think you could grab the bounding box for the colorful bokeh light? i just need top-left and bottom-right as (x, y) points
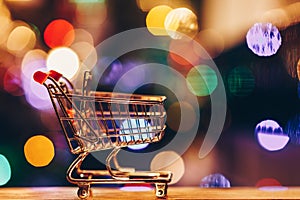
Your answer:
(98, 57), (123, 86)
(0, 1), (12, 44)
(3, 67), (23, 96)
(255, 178), (281, 187)
(21, 49), (48, 79)
(44, 19), (75, 49)
(75, 0), (107, 27)
(164, 7), (198, 40)
(227, 66), (255, 97)
(25, 92), (53, 110)
(246, 23), (281, 56)
(186, 65), (218, 96)
(146, 5), (172, 36)
(168, 39), (199, 67)
(29, 75), (51, 100)
(258, 186), (288, 191)
(0, 154), (11, 186)
(150, 151), (185, 185)
(259, 8), (290, 30)
(120, 184), (153, 192)
(200, 173), (231, 188)
(6, 26), (36, 55)
(46, 47), (80, 79)
(136, 0), (169, 12)
(137, 0), (193, 12)
(70, 41), (97, 69)
(113, 61), (146, 92)
(24, 135), (55, 167)
(120, 119), (152, 150)
(21, 49), (47, 83)
(21, 49), (52, 110)
(72, 29), (94, 45)
(0, 15), (11, 45)
(256, 177), (287, 192)
(255, 119), (289, 151)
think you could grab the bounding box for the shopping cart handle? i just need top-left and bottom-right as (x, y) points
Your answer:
(48, 70), (62, 81)
(33, 71), (49, 84)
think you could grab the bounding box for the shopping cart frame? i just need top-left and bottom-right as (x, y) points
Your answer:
(33, 70), (172, 199)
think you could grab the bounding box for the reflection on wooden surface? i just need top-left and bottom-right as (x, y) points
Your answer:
(1, 186), (300, 199)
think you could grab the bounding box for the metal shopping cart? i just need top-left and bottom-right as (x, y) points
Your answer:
(33, 70), (172, 199)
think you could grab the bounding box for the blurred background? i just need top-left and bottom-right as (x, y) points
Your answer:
(1, 0), (300, 189)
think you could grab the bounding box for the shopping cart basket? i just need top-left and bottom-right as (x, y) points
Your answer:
(33, 70), (172, 199)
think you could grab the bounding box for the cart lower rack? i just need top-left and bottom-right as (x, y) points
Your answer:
(33, 70), (172, 199)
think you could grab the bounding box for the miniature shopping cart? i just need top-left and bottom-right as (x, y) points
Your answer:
(33, 70), (172, 199)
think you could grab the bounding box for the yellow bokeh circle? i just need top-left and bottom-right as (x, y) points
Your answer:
(146, 5), (172, 36)
(24, 135), (55, 167)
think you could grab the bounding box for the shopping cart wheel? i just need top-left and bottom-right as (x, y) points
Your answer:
(155, 183), (168, 198)
(77, 185), (90, 199)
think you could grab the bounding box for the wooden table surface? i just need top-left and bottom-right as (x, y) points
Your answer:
(1, 186), (300, 199)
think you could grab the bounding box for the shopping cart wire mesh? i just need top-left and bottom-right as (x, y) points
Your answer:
(33, 70), (172, 199)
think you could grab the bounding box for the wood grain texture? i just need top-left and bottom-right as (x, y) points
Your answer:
(1, 187), (300, 199)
